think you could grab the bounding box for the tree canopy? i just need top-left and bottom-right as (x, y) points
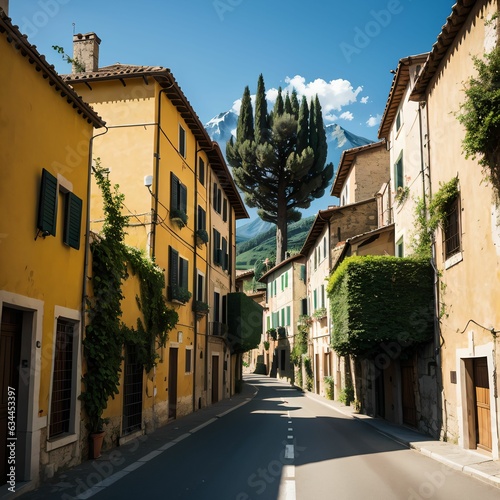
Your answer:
(226, 74), (334, 263)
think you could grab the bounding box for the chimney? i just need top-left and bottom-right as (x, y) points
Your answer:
(0, 0), (9, 15)
(72, 32), (101, 73)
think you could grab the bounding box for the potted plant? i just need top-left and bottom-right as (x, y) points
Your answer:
(277, 326), (286, 339)
(193, 300), (209, 317)
(170, 284), (192, 304)
(263, 340), (270, 351)
(87, 417), (108, 459)
(170, 208), (188, 229)
(267, 327), (277, 341)
(313, 307), (327, 320)
(195, 228), (209, 246)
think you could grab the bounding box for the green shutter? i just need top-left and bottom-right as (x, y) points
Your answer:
(286, 306), (291, 326)
(170, 173), (179, 211)
(64, 192), (82, 249)
(300, 265), (306, 282)
(169, 246), (179, 287)
(37, 169), (58, 236)
(313, 289), (317, 310)
(285, 271), (288, 288)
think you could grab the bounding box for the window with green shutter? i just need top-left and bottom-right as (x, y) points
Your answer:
(286, 306), (291, 326)
(63, 192), (83, 250)
(394, 153), (404, 190)
(37, 168), (58, 236)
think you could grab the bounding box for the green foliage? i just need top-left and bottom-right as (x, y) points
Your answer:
(170, 208), (188, 229)
(227, 75), (334, 262)
(313, 307), (327, 320)
(227, 293), (263, 353)
(395, 186), (410, 206)
(126, 247), (178, 372)
(303, 356), (313, 391)
(263, 341), (270, 351)
(195, 228), (209, 246)
(267, 327), (277, 340)
(82, 162), (178, 432)
(82, 163), (128, 433)
(338, 385), (354, 406)
(52, 44), (86, 72)
(327, 256), (434, 358)
(324, 376), (335, 400)
(457, 45), (500, 196)
(411, 177), (459, 258)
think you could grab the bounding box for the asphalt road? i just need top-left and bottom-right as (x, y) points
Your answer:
(87, 376), (500, 500)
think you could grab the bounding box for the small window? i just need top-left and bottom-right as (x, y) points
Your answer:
(185, 348), (192, 373)
(213, 292), (221, 322)
(444, 197), (461, 260)
(196, 271), (205, 302)
(197, 206), (206, 231)
(50, 319), (75, 437)
(221, 237), (228, 271)
(213, 228), (221, 265)
(198, 158), (205, 186)
(396, 110), (402, 132)
(394, 154), (404, 190)
(170, 173), (187, 216)
(301, 298), (308, 316)
(222, 198), (228, 222)
(396, 237), (404, 257)
(179, 125), (186, 158)
(213, 182), (222, 214)
(168, 246), (190, 302)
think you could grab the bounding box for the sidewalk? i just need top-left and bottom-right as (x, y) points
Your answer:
(303, 388), (500, 490)
(11, 381), (258, 500)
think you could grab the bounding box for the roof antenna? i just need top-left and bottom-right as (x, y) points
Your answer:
(72, 22), (76, 35)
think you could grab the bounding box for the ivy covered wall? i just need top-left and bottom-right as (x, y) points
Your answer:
(327, 256), (434, 358)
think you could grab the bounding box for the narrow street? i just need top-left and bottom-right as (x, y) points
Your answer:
(38, 375), (499, 500)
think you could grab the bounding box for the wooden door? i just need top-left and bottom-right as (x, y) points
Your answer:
(401, 359), (417, 427)
(168, 348), (178, 420)
(0, 308), (22, 485)
(211, 355), (219, 404)
(474, 357), (492, 451)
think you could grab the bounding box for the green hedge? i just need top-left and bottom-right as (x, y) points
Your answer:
(327, 256), (434, 358)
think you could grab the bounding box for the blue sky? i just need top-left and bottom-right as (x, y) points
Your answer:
(10, 0), (453, 140)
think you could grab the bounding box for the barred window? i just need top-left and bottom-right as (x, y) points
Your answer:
(444, 197), (461, 260)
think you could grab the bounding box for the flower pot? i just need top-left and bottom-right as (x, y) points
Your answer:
(89, 431), (105, 459)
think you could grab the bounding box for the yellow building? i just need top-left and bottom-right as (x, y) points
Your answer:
(62, 33), (248, 440)
(0, 11), (104, 493)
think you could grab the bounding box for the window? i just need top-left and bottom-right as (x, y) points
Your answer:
(198, 158), (205, 186)
(394, 153), (404, 190)
(320, 285), (325, 308)
(170, 173), (187, 217)
(323, 237), (327, 261)
(197, 206), (206, 231)
(222, 198), (228, 222)
(221, 237), (228, 271)
(196, 271), (205, 302)
(301, 298), (308, 316)
(168, 246), (189, 302)
(49, 319), (75, 437)
(179, 125), (186, 158)
(213, 182), (222, 214)
(396, 237), (404, 257)
(396, 109), (402, 132)
(300, 265), (306, 282)
(286, 306), (291, 326)
(313, 289), (318, 310)
(185, 348), (192, 373)
(213, 228), (221, 266)
(213, 292), (221, 322)
(280, 308), (285, 325)
(37, 168), (83, 249)
(444, 197), (461, 260)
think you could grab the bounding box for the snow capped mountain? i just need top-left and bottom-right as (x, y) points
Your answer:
(204, 110), (374, 241)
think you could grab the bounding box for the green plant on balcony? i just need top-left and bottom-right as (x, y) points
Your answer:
(277, 326), (286, 339)
(170, 284), (192, 304)
(313, 307), (327, 320)
(195, 228), (209, 246)
(263, 341), (270, 351)
(394, 185), (410, 206)
(193, 300), (209, 316)
(170, 208), (188, 229)
(298, 314), (312, 326)
(267, 327), (277, 340)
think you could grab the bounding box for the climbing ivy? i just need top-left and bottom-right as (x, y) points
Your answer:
(457, 45), (500, 198)
(81, 161), (178, 432)
(411, 177), (459, 258)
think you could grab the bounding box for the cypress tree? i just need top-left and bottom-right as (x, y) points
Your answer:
(228, 76), (334, 263)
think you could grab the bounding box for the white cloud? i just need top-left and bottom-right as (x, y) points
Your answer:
(366, 114), (382, 127)
(360, 96), (369, 104)
(339, 111), (354, 121)
(231, 75), (363, 124)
